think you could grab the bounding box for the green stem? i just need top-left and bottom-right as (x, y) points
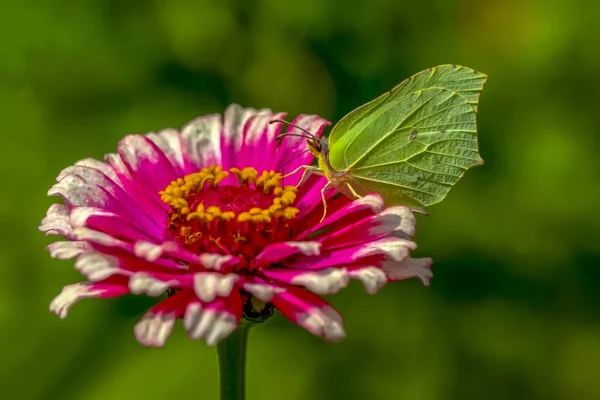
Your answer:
(217, 322), (251, 400)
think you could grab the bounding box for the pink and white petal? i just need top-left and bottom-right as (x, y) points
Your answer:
(75, 252), (122, 282)
(118, 135), (178, 194)
(193, 272), (239, 303)
(184, 292), (242, 346)
(73, 227), (130, 251)
(134, 312), (176, 348)
(352, 237), (417, 262)
(105, 152), (168, 220)
(347, 266), (388, 295)
(255, 241), (321, 264)
(317, 206), (416, 250)
(48, 175), (114, 210)
(128, 272), (179, 296)
(263, 268), (350, 295)
(39, 204), (73, 238)
(286, 237), (414, 271)
(273, 114), (331, 186)
(72, 158), (123, 186)
(53, 166), (158, 229)
(198, 253), (236, 271)
(58, 165), (164, 233)
(180, 114), (222, 171)
(241, 110), (286, 173)
(382, 257), (434, 285)
(297, 193), (384, 239)
(56, 165), (128, 206)
(134, 290), (193, 347)
(70, 207), (159, 243)
(271, 286), (345, 342)
(146, 128), (186, 176)
(50, 278), (129, 319)
(47, 241), (89, 260)
(242, 281), (286, 302)
(133, 240), (178, 262)
(220, 104), (260, 169)
(132, 240), (239, 270)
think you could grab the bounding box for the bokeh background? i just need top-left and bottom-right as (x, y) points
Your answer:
(2, 0), (600, 399)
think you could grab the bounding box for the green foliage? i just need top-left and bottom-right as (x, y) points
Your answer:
(1, 0), (600, 399)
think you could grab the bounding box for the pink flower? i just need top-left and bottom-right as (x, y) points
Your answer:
(40, 104), (433, 347)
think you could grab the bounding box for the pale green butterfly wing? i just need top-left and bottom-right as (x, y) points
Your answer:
(327, 65), (487, 211)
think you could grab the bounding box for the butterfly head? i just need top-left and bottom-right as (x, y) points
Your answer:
(270, 119), (327, 158)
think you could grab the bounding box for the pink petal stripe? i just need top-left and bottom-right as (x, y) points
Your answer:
(287, 237), (414, 271)
(181, 114), (222, 172)
(241, 110), (286, 173)
(118, 135), (178, 195)
(297, 193), (384, 240)
(70, 207), (160, 243)
(255, 241), (321, 264)
(220, 104), (260, 169)
(271, 285), (345, 342)
(317, 206), (415, 250)
(146, 128), (186, 177)
(107, 150), (169, 220)
(54, 165), (157, 229)
(49, 276), (130, 319)
(39, 204), (74, 238)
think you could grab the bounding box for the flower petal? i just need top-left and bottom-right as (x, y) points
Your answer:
(181, 114), (222, 171)
(317, 206), (416, 250)
(193, 272), (239, 303)
(49, 278), (129, 319)
(242, 281), (286, 302)
(47, 241), (89, 260)
(134, 289), (193, 347)
(271, 286), (345, 342)
(118, 135), (178, 194)
(183, 292), (242, 346)
(382, 257), (433, 285)
(264, 268), (350, 295)
(128, 272), (178, 296)
(146, 128), (186, 176)
(348, 266), (388, 295)
(220, 104), (259, 168)
(134, 312), (176, 348)
(39, 204), (73, 238)
(255, 241), (321, 264)
(297, 193), (384, 239)
(241, 110), (286, 173)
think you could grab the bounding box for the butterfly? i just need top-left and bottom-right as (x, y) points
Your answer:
(273, 64), (488, 221)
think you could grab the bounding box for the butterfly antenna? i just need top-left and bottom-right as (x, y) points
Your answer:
(269, 119), (317, 139)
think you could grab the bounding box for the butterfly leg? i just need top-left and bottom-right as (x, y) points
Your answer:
(346, 183), (363, 199)
(319, 182), (332, 223)
(282, 164), (308, 179)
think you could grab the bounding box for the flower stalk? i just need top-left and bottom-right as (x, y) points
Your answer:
(217, 322), (251, 400)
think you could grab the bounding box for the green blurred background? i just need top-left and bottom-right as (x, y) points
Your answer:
(2, 0), (599, 399)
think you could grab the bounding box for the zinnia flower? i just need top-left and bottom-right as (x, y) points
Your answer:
(40, 104), (433, 347)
